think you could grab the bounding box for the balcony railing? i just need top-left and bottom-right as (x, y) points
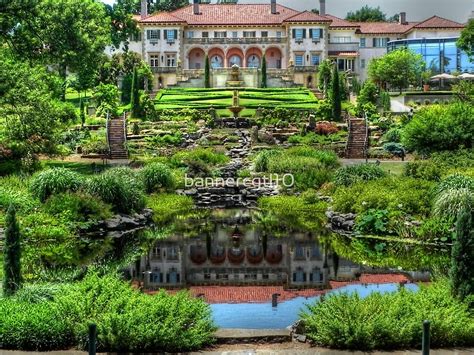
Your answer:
(328, 42), (360, 52)
(294, 65), (318, 72)
(185, 37), (286, 45)
(151, 67), (177, 73)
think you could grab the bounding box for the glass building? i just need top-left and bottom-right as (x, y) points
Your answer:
(387, 37), (474, 73)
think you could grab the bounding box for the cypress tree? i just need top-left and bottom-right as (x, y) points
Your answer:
(130, 66), (140, 118)
(450, 208), (474, 303)
(261, 55), (267, 88)
(80, 99), (86, 127)
(3, 205), (22, 296)
(331, 64), (342, 121)
(204, 55), (210, 88)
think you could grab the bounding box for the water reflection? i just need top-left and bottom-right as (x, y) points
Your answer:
(127, 210), (435, 290)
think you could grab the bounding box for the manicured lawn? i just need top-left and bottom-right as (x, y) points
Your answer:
(42, 160), (109, 175)
(379, 161), (407, 176)
(155, 87), (318, 115)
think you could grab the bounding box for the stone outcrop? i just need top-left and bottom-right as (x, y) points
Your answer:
(325, 210), (356, 235)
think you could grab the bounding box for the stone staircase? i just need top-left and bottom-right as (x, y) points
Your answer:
(310, 89), (324, 100)
(107, 118), (128, 160)
(345, 118), (368, 159)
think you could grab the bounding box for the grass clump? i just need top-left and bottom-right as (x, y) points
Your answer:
(334, 163), (387, 187)
(301, 280), (474, 350)
(146, 193), (195, 225)
(30, 168), (82, 202)
(141, 162), (175, 193)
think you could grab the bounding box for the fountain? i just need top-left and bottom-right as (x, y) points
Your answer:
(226, 64), (244, 87)
(227, 89), (244, 118)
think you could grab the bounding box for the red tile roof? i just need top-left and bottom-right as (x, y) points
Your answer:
(356, 22), (415, 35)
(141, 12), (186, 24)
(323, 14), (359, 28)
(411, 15), (464, 29)
(284, 11), (331, 24)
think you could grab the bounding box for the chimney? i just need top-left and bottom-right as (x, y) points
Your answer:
(399, 12), (407, 25)
(193, 0), (200, 15)
(271, 0), (277, 14)
(319, 0), (326, 16)
(140, 0), (148, 20)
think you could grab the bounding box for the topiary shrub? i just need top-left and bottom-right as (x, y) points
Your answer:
(334, 164), (387, 187)
(383, 128), (402, 143)
(383, 142), (405, 157)
(30, 168), (82, 203)
(85, 168), (145, 213)
(141, 162), (175, 193)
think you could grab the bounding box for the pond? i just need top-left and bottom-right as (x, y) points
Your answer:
(123, 209), (444, 329)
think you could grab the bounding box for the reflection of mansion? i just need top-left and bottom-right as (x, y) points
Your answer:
(129, 225), (362, 289)
(109, 0), (469, 88)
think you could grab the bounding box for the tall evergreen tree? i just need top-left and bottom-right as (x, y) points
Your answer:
(3, 205), (22, 296)
(261, 55), (267, 88)
(130, 66), (140, 118)
(331, 65), (342, 121)
(450, 208), (474, 304)
(204, 55), (210, 88)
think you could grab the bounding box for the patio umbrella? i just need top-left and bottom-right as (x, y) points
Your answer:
(458, 73), (474, 80)
(430, 73), (456, 80)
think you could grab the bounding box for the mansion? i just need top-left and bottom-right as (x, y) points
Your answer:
(110, 0), (471, 88)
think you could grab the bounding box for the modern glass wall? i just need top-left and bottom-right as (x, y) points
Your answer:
(387, 37), (474, 73)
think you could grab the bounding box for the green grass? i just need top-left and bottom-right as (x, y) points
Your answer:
(155, 88), (318, 113)
(379, 161), (407, 176)
(42, 161), (109, 175)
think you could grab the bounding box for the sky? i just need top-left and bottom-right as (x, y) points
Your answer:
(101, 0), (473, 22)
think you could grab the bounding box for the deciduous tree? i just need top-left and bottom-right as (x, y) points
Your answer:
(346, 6), (386, 22)
(457, 19), (474, 60)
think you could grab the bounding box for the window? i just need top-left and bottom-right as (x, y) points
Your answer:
(243, 31), (256, 38)
(130, 31), (142, 42)
(147, 29), (160, 40)
(232, 31), (238, 38)
(214, 31), (227, 38)
(165, 29), (177, 42)
(295, 54), (304, 66)
(276, 31), (282, 38)
(186, 31), (194, 39)
(149, 54), (159, 67)
(332, 36), (352, 43)
(166, 54), (176, 67)
(360, 37), (366, 48)
(361, 59), (366, 69)
(261, 31), (268, 38)
(311, 54), (320, 66)
(202, 31), (209, 38)
(373, 37), (390, 47)
(293, 28), (305, 40)
(310, 29), (323, 41)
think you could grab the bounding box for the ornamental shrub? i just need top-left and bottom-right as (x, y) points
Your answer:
(334, 163), (387, 187)
(383, 127), (402, 143)
(141, 162), (175, 193)
(301, 280), (474, 350)
(403, 161), (442, 181)
(85, 168), (145, 213)
(30, 168), (82, 203)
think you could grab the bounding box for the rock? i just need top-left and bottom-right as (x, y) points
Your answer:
(296, 335), (307, 343)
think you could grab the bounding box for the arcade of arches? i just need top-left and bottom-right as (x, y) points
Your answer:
(187, 46), (283, 70)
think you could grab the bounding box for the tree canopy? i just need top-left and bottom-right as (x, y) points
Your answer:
(457, 19), (474, 60)
(346, 6), (387, 22)
(368, 49), (425, 93)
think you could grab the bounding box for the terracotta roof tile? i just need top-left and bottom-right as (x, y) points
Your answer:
(141, 12), (186, 24)
(328, 51), (359, 57)
(356, 22), (415, 35)
(284, 11), (331, 23)
(323, 14), (359, 28)
(411, 15), (464, 29)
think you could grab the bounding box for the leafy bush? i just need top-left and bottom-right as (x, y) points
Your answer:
(403, 161), (442, 181)
(332, 177), (434, 217)
(30, 168), (83, 202)
(401, 102), (474, 153)
(383, 128), (402, 143)
(170, 148), (229, 168)
(54, 273), (216, 352)
(141, 162), (175, 193)
(0, 298), (74, 351)
(43, 192), (113, 222)
(254, 149), (279, 172)
(85, 168), (145, 213)
(0, 175), (38, 213)
(301, 280), (474, 350)
(355, 209), (389, 235)
(334, 164), (387, 187)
